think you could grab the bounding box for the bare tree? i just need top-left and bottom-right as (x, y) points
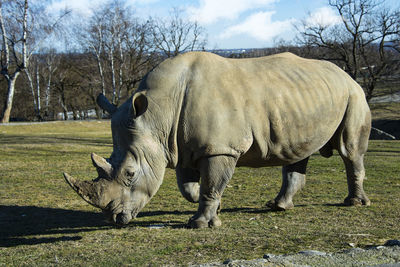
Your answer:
(296, 0), (400, 101)
(151, 8), (207, 58)
(43, 48), (59, 119)
(122, 19), (158, 97)
(0, 0), (29, 123)
(52, 53), (90, 120)
(0, 0), (69, 123)
(78, 1), (129, 105)
(77, 1), (158, 108)
(24, 56), (41, 120)
(80, 14), (107, 96)
(22, 49), (59, 121)
(102, 1), (126, 105)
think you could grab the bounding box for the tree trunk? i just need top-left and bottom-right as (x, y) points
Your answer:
(45, 67), (52, 119)
(25, 69), (37, 109)
(117, 35), (124, 106)
(63, 110), (68, 121)
(59, 94), (68, 120)
(72, 109), (78, 120)
(110, 43), (117, 105)
(35, 65), (41, 121)
(1, 74), (19, 123)
(95, 52), (105, 96)
(95, 106), (103, 119)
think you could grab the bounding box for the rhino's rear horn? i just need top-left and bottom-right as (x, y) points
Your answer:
(91, 153), (113, 179)
(97, 93), (117, 115)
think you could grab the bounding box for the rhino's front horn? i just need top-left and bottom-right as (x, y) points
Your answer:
(63, 172), (104, 209)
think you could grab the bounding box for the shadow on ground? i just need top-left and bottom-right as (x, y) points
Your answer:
(2, 204), (340, 247)
(0, 205), (278, 247)
(0, 134), (112, 146)
(0, 206), (212, 247)
(0, 205), (110, 247)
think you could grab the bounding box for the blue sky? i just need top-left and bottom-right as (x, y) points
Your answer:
(47, 0), (400, 49)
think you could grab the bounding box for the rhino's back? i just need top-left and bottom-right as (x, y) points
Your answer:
(147, 52), (367, 167)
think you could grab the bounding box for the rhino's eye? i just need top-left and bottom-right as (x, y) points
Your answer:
(124, 169), (138, 187)
(125, 169), (135, 177)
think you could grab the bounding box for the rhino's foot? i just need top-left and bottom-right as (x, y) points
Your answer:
(344, 195), (371, 206)
(209, 215), (222, 227)
(187, 215), (222, 229)
(187, 217), (208, 229)
(266, 199), (294, 211)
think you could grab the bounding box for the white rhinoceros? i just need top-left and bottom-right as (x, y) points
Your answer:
(63, 51), (371, 228)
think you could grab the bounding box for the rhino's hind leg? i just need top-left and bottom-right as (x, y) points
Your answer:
(341, 155), (370, 206)
(176, 166), (200, 203)
(338, 129), (371, 206)
(336, 97), (371, 207)
(188, 155), (236, 229)
(267, 157), (309, 211)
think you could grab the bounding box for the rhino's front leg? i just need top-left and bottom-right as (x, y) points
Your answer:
(176, 166), (200, 203)
(188, 155), (236, 229)
(267, 157), (309, 211)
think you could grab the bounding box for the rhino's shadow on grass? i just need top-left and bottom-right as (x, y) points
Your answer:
(0, 206), (213, 246)
(0, 206), (191, 247)
(0, 205), (276, 247)
(0, 205), (111, 247)
(0, 203), (351, 246)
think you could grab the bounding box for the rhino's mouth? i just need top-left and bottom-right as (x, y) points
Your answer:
(102, 199), (142, 226)
(102, 209), (131, 225)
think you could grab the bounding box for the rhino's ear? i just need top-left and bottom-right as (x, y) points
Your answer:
(132, 92), (148, 118)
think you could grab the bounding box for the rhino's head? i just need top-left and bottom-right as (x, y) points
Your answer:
(64, 92), (167, 226)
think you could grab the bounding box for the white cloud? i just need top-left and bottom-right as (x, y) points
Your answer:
(305, 6), (341, 27)
(220, 11), (294, 42)
(187, 0), (278, 24)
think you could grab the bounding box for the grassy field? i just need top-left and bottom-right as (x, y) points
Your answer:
(0, 121), (399, 266)
(370, 102), (400, 120)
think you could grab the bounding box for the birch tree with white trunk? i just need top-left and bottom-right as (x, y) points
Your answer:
(0, 0), (29, 123)
(0, 0), (69, 123)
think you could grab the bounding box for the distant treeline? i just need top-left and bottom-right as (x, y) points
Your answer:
(2, 44), (399, 122)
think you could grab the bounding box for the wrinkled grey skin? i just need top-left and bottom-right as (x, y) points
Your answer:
(64, 52), (371, 228)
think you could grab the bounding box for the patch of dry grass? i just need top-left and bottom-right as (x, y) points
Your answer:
(370, 102), (400, 121)
(0, 121), (399, 266)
